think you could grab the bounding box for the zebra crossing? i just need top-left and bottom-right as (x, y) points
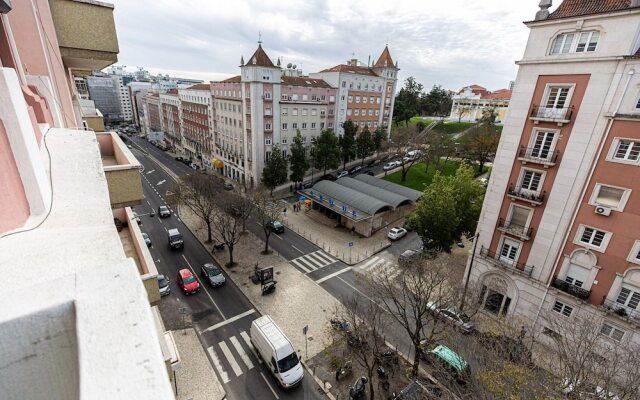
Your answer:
(356, 255), (399, 278)
(290, 250), (338, 273)
(207, 330), (261, 384)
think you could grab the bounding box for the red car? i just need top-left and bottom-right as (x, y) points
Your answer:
(177, 268), (200, 295)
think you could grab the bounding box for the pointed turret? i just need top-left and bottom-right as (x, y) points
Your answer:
(240, 55), (245, 66)
(374, 46), (397, 70)
(247, 43), (276, 68)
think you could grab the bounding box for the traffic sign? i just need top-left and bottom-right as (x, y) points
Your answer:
(347, 241), (353, 247)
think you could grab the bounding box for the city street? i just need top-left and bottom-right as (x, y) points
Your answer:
(129, 141), (322, 400)
(130, 135), (422, 366)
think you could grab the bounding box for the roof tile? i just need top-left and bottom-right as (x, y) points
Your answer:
(281, 76), (332, 88)
(319, 64), (379, 77)
(374, 46), (396, 68)
(246, 44), (276, 68)
(548, 0), (634, 19)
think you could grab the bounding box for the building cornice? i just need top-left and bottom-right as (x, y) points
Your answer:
(524, 7), (640, 27)
(516, 55), (627, 66)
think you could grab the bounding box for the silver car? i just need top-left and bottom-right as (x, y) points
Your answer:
(142, 232), (152, 247)
(427, 302), (474, 333)
(201, 263), (226, 287)
(157, 274), (171, 296)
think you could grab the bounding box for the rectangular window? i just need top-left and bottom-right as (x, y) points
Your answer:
(613, 139), (640, 162)
(509, 205), (530, 228)
(355, 96), (360, 103)
(265, 139), (271, 145)
(302, 109), (308, 116)
(282, 108), (288, 116)
(292, 123), (298, 129)
(320, 122), (325, 129)
(354, 109), (360, 116)
(291, 94), (298, 101)
(321, 95), (326, 101)
(282, 123), (288, 130)
(328, 122), (333, 128)
(302, 123), (307, 129)
(311, 122), (316, 129)
(282, 138), (287, 144)
(600, 323), (625, 342)
(580, 227), (606, 247)
(363, 97), (368, 104)
(368, 109), (373, 116)
(282, 150), (287, 158)
(302, 136), (307, 143)
(265, 107), (272, 116)
(377, 97), (381, 104)
(330, 95), (335, 102)
(265, 123), (272, 131)
(265, 151), (271, 161)
(302, 94), (308, 101)
(281, 94), (288, 101)
(347, 109), (352, 116)
(551, 33), (576, 54)
(292, 108), (298, 116)
(552, 301), (573, 317)
(576, 31), (599, 53)
(530, 130), (556, 159)
(545, 87), (570, 109)
(342, 81), (346, 88)
(593, 185), (626, 208)
(520, 170), (543, 192)
(369, 96), (374, 103)
(616, 286), (640, 310)
(499, 239), (519, 264)
(348, 96), (353, 103)
(311, 109), (317, 116)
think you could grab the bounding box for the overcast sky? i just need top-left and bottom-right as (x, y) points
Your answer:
(109, 0), (559, 91)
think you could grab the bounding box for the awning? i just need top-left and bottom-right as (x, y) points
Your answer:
(211, 158), (224, 169)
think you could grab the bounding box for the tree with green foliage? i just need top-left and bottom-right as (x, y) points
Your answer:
(420, 85), (453, 118)
(407, 164), (484, 252)
(464, 124), (500, 173)
(390, 124), (425, 182)
(373, 127), (386, 157)
(356, 126), (374, 166)
(289, 130), (309, 185)
(261, 144), (288, 195)
(340, 120), (357, 170)
(393, 77), (423, 126)
(313, 129), (341, 175)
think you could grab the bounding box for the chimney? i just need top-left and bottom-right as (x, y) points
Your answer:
(535, 0), (552, 21)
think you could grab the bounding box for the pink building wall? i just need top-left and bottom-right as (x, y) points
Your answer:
(0, 120), (29, 233)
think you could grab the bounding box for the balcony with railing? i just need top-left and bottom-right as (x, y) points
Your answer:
(602, 298), (640, 327)
(529, 104), (574, 125)
(480, 246), (535, 278)
(551, 278), (591, 301)
(517, 146), (560, 167)
(507, 184), (546, 206)
(97, 132), (143, 209)
(497, 218), (534, 240)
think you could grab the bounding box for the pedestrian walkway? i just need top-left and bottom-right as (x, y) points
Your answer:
(290, 250), (338, 274)
(355, 255), (400, 279)
(207, 330), (261, 384)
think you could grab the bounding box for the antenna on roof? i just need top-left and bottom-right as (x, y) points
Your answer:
(258, 31), (262, 44)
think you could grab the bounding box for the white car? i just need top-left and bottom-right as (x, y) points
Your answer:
(337, 170), (349, 179)
(427, 302), (474, 333)
(387, 227), (407, 240)
(383, 161), (399, 171)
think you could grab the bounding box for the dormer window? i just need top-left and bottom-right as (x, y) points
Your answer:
(550, 31), (599, 54)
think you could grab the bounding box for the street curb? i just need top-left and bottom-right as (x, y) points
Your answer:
(302, 361), (336, 400)
(146, 152), (181, 182)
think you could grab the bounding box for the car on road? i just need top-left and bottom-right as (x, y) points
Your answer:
(398, 249), (420, 265)
(383, 161), (400, 171)
(348, 165), (362, 175)
(336, 170), (349, 179)
(361, 170), (374, 176)
(201, 263), (226, 287)
(158, 205), (171, 218)
(387, 227), (407, 240)
(175, 156), (183, 162)
(427, 302), (474, 333)
(223, 181), (234, 190)
(141, 232), (152, 247)
(176, 268), (200, 295)
(168, 228), (184, 249)
(267, 220), (285, 234)
(157, 274), (171, 296)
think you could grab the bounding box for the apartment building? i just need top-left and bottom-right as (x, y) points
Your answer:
(0, 1), (174, 398)
(466, 0), (640, 346)
(449, 84), (512, 123)
(113, 74), (135, 121)
(179, 83), (214, 167)
(160, 89), (182, 151)
(142, 92), (163, 142)
(86, 75), (123, 122)
(211, 76), (244, 180)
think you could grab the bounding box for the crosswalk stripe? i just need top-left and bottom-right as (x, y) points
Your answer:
(240, 331), (262, 364)
(312, 250), (337, 264)
(230, 336), (255, 370)
(295, 256), (320, 271)
(360, 256), (381, 270)
(219, 341), (243, 377)
(366, 260), (387, 271)
(316, 267), (352, 284)
(291, 258), (313, 273)
(306, 252), (331, 266)
(208, 346), (230, 383)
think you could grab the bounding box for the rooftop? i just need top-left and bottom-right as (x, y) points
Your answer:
(187, 83), (211, 91)
(548, 0), (637, 19)
(245, 43), (276, 68)
(374, 46), (396, 69)
(281, 76), (332, 88)
(319, 64), (379, 77)
(220, 75), (241, 83)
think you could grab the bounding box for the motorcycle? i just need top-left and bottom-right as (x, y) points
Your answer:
(261, 281), (277, 295)
(213, 242), (225, 252)
(377, 366), (390, 391)
(349, 376), (368, 399)
(347, 332), (368, 349)
(330, 318), (351, 331)
(335, 360), (352, 381)
(375, 350), (399, 366)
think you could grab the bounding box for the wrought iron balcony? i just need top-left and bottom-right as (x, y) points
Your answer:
(497, 218), (534, 240)
(529, 104), (574, 124)
(602, 298), (640, 326)
(479, 246), (534, 278)
(517, 146), (560, 166)
(551, 278), (591, 301)
(507, 184), (546, 205)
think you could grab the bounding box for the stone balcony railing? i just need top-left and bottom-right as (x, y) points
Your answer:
(479, 246), (535, 278)
(96, 132), (143, 209)
(551, 278), (591, 301)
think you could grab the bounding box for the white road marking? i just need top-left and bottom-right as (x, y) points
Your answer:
(146, 200), (151, 206)
(291, 245), (303, 254)
(359, 256), (381, 271)
(157, 180), (166, 186)
(208, 346), (230, 383)
(240, 331), (262, 364)
(163, 226), (167, 232)
(316, 267), (353, 284)
(260, 372), (280, 399)
(272, 233), (283, 241)
(181, 255), (226, 319)
(230, 335), (254, 369)
(219, 341), (243, 377)
(290, 258), (313, 274)
(146, 169), (155, 174)
(203, 309), (256, 333)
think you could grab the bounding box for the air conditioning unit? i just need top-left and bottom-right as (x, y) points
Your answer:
(595, 205), (611, 216)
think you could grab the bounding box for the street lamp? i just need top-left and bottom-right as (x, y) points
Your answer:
(459, 232), (480, 312)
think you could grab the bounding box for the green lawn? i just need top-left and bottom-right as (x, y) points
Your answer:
(383, 161), (489, 191)
(410, 116), (433, 126)
(433, 122), (476, 135)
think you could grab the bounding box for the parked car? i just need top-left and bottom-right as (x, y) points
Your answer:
(361, 170), (374, 176)
(223, 181), (234, 190)
(319, 174), (337, 182)
(398, 249), (420, 265)
(201, 263), (226, 287)
(366, 159), (376, 167)
(383, 161), (399, 171)
(427, 302), (474, 333)
(229, 205), (242, 217)
(348, 165), (362, 175)
(422, 344), (470, 383)
(157, 274), (171, 296)
(132, 211), (141, 225)
(142, 232), (152, 247)
(336, 170), (349, 179)
(175, 156), (184, 162)
(387, 227), (407, 240)
(267, 220), (285, 234)
(561, 378), (619, 400)
(176, 268), (200, 295)
(251, 315), (304, 388)
(158, 205), (171, 218)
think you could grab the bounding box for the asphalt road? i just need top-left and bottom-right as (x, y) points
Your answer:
(129, 141), (322, 400)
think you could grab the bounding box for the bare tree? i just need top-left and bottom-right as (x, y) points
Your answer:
(390, 125), (427, 183)
(366, 253), (460, 377)
(332, 295), (388, 400)
(169, 174), (220, 243)
(228, 189), (255, 234)
(454, 106), (471, 123)
(253, 191), (283, 254)
(210, 206), (243, 267)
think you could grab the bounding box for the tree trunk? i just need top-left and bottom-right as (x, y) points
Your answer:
(478, 158), (485, 174)
(458, 114), (462, 123)
(228, 245), (234, 266)
(264, 230), (270, 253)
(401, 167), (408, 182)
(412, 345), (421, 377)
(368, 376), (375, 400)
(206, 221), (212, 243)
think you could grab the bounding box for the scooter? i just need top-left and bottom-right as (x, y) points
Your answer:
(261, 280), (277, 295)
(335, 360), (352, 381)
(349, 376), (368, 399)
(377, 366), (390, 391)
(213, 242), (225, 252)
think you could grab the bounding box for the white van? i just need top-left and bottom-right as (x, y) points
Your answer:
(250, 315), (304, 389)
